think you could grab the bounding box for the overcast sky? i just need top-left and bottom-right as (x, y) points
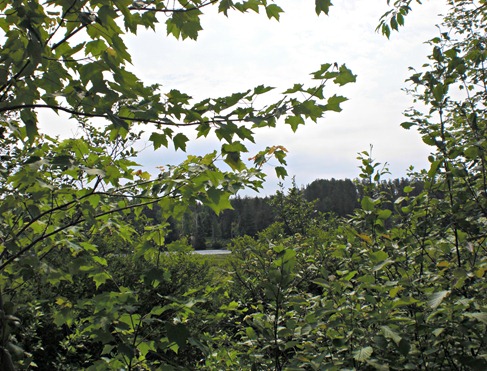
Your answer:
(40, 0), (449, 195)
(122, 0), (449, 194)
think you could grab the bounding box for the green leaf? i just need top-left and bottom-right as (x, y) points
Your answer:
(341, 270), (357, 281)
(275, 166), (288, 179)
(20, 109), (38, 141)
(165, 323), (190, 349)
(428, 290), (449, 309)
(353, 346), (373, 361)
(377, 209), (392, 220)
(253, 85), (274, 95)
(380, 325), (401, 345)
(265, 4), (283, 20)
(401, 121), (415, 129)
(432, 83), (446, 101)
(325, 95), (348, 112)
(315, 0), (332, 15)
(285, 115), (305, 132)
(106, 110), (129, 131)
(222, 142), (248, 154)
(397, 338), (410, 356)
(219, 0), (234, 15)
(370, 250), (388, 263)
(150, 132), (169, 150)
(206, 188), (233, 215)
(90, 272), (111, 289)
(283, 83), (304, 94)
(392, 296), (419, 308)
(166, 10), (203, 40)
(334, 65), (357, 86)
(246, 326), (257, 340)
(361, 196), (375, 212)
(173, 133), (189, 151)
(464, 146), (480, 159)
(464, 312), (487, 325)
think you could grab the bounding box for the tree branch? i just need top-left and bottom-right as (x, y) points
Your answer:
(0, 103), (275, 128)
(128, 0), (218, 13)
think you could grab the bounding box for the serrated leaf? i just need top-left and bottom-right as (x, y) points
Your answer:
(325, 95), (348, 112)
(334, 65), (357, 86)
(90, 272), (111, 289)
(173, 133), (189, 151)
(265, 4), (283, 20)
(224, 152), (245, 171)
(253, 85), (274, 95)
(315, 0), (332, 15)
(283, 83), (304, 94)
(275, 166), (287, 179)
(285, 115), (305, 132)
(206, 188), (233, 215)
(218, 0), (234, 15)
(149, 132), (169, 150)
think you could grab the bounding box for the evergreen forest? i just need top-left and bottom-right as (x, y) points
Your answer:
(0, 0), (486, 370)
(162, 177), (421, 250)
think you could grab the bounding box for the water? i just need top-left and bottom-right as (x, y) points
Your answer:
(194, 249), (231, 255)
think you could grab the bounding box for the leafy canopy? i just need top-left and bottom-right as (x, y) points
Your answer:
(0, 0), (356, 369)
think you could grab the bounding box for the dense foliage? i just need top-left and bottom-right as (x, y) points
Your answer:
(151, 177), (420, 249)
(0, 0), (486, 370)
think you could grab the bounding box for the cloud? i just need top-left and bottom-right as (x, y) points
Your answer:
(42, 1), (448, 196)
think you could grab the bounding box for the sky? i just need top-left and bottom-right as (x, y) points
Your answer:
(42, 0), (449, 195)
(123, 0), (449, 195)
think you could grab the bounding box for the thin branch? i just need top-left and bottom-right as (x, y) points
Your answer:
(128, 0), (218, 13)
(0, 152), (219, 271)
(0, 102), (280, 128)
(45, 0), (82, 46)
(0, 61), (31, 100)
(51, 24), (88, 51)
(0, 197), (161, 271)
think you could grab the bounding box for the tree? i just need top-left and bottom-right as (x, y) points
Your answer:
(271, 178), (318, 235)
(304, 178), (359, 217)
(202, 2), (487, 369)
(0, 0), (356, 368)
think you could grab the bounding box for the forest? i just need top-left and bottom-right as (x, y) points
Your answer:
(0, 0), (486, 370)
(162, 178), (420, 250)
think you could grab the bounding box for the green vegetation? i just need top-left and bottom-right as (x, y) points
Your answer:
(0, 0), (486, 370)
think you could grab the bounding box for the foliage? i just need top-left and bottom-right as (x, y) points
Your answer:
(0, 0), (357, 368)
(1, 0), (486, 370)
(377, 0), (423, 38)
(271, 178), (319, 236)
(198, 2), (487, 370)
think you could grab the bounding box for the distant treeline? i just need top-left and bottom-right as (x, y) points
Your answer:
(143, 178), (423, 250)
